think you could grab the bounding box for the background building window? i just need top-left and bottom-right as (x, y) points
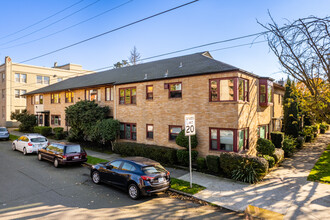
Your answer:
(146, 124), (154, 139)
(65, 92), (74, 103)
(35, 95), (40, 104)
(14, 89), (20, 98)
(44, 76), (50, 85)
(146, 85), (153, 100)
(15, 73), (20, 83)
(21, 74), (27, 83)
(2, 89), (5, 99)
(2, 73), (5, 82)
(51, 115), (61, 125)
(169, 83), (182, 98)
(119, 87), (136, 104)
(105, 87), (113, 101)
(90, 89), (98, 101)
(169, 126), (182, 140)
(120, 123), (136, 140)
(39, 115), (43, 125)
(209, 128), (235, 151)
(39, 95), (43, 104)
(21, 90), (26, 98)
(37, 76), (42, 84)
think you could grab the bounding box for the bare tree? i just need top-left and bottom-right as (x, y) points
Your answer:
(129, 46), (141, 65)
(259, 14), (330, 96)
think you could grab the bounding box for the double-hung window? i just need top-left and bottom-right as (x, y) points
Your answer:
(15, 73), (20, 83)
(105, 87), (114, 101)
(44, 76), (50, 85)
(146, 124), (154, 139)
(120, 123), (136, 140)
(238, 128), (249, 151)
(169, 126), (182, 140)
(51, 115), (61, 126)
(119, 87), (136, 104)
(14, 90), (20, 98)
(210, 128), (235, 151)
(210, 79), (234, 101)
(51, 93), (61, 104)
(258, 125), (269, 139)
(259, 79), (273, 106)
(37, 76), (43, 84)
(146, 85), (153, 100)
(21, 90), (26, 99)
(21, 74), (27, 83)
(238, 79), (249, 101)
(169, 83), (182, 98)
(65, 92), (74, 103)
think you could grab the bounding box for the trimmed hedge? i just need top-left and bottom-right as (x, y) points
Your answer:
(206, 155), (220, 174)
(176, 149), (198, 166)
(320, 124), (327, 134)
(296, 136), (305, 149)
(113, 142), (177, 165)
(272, 148), (284, 164)
(283, 136), (296, 157)
(263, 155), (275, 168)
(219, 152), (269, 180)
(257, 138), (275, 156)
(175, 130), (198, 149)
(34, 126), (52, 137)
(303, 126), (314, 142)
(197, 157), (207, 171)
(271, 132), (284, 148)
(53, 127), (65, 140)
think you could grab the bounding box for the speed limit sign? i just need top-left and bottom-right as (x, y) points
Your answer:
(185, 114), (195, 136)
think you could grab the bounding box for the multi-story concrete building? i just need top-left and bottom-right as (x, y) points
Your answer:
(0, 56), (92, 127)
(25, 52), (284, 156)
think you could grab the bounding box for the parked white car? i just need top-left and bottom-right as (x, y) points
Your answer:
(12, 134), (49, 155)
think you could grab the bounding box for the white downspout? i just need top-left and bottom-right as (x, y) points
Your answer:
(114, 85), (116, 119)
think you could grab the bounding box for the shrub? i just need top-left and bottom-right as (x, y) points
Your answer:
(113, 142), (177, 165)
(256, 138), (275, 156)
(89, 119), (120, 145)
(311, 125), (319, 135)
(263, 155), (275, 168)
(219, 152), (269, 181)
(272, 148), (284, 164)
(11, 110), (36, 132)
(206, 155), (220, 174)
(303, 126), (314, 142)
(283, 136), (296, 157)
(231, 160), (259, 184)
(53, 127), (65, 140)
(34, 126), (52, 136)
(175, 130), (198, 149)
(270, 132), (284, 148)
(320, 124), (327, 134)
(197, 157), (206, 171)
(296, 136), (305, 149)
(176, 150), (198, 166)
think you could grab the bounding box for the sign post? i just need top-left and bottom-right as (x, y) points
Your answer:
(185, 114), (195, 188)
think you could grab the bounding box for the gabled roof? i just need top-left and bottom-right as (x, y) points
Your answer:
(25, 52), (241, 95)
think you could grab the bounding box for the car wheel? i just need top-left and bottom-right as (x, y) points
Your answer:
(38, 153), (42, 161)
(54, 158), (59, 168)
(12, 144), (16, 151)
(92, 171), (101, 184)
(128, 183), (140, 200)
(23, 148), (27, 155)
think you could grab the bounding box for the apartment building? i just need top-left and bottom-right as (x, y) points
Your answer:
(0, 56), (92, 127)
(25, 52), (284, 156)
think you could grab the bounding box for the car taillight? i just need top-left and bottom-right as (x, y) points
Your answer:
(28, 142), (33, 146)
(167, 171), (170, 176)
(47, 142), (50, 146)
(63, 155), (67, 160)
(141, 176), (155, 181)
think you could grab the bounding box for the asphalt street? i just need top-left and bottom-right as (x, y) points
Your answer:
(0, 140), (242, 219)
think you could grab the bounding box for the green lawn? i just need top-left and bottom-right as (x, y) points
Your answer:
(9, 134), (19, 141)
(307, 144), (330, 184)
(170, 178), (206, 195)
(87, 155), (109, 165)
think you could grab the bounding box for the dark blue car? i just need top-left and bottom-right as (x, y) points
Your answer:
(90, 157), (170, 199)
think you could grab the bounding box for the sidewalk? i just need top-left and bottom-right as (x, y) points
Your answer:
(9, 129), (330, 219)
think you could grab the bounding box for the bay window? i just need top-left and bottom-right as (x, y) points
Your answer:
(209, 78), (248, 102)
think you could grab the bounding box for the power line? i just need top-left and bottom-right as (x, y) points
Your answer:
(0, 0), (134, 50)
(0, 0), (100, 46)
(18, 0), (200, 64)
(0, 0), (84, 40)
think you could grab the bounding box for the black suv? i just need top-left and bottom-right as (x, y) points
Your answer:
(90, 157), (170, 199)
(38, 142), (87, 168)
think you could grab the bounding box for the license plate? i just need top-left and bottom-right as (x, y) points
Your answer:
(74, 156), (79, 159)
(158, 177), (164, 183)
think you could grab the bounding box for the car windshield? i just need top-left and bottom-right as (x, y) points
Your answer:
(0, 128), (7, 132)
(142, 164), (167, 174)
(31, 138), (47, 142)
(65, 145), (82, 154)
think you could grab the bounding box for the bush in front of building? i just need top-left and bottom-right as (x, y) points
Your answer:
(219, 152), (269, 183)
(206, 155), (221, 174)
(303, 126), (314, 142)
(283, 136), (296, 157)
(319, 123), (328, 134)
(34, 126), (52, 137)
(175, 130), (198, 149)
(311, 124), (319, 138)
(197, 157), (207, 171)
(263, 155), (275, 168)
(10, 110), (36, 132)
(296, 136), (305, 149)
(270, 132), (284, 148)
(272, 148), (284, 164)
(176, 149), (198, 166)
(53, 127), (65, 140)
(256, 138), (275, 156)
(89, 119), (120, 146)
(113, 142), (177, 165)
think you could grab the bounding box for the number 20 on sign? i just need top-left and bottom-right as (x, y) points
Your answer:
(185, 114), (195, 136)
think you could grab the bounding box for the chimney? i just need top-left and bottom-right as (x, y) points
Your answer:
(54, 62), (57, 67)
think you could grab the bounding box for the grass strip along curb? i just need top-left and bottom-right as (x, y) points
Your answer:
(307, 144), (330, 184)
(86, 155), (109, 165)
(9, 134), (19, 141)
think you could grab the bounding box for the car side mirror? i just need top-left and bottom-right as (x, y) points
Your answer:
(106, 165), (113, 170)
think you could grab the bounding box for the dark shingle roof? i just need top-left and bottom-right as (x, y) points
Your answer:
(25, 52), (240, 95)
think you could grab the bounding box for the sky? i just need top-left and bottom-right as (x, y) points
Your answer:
(0, 0), (329, 81)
